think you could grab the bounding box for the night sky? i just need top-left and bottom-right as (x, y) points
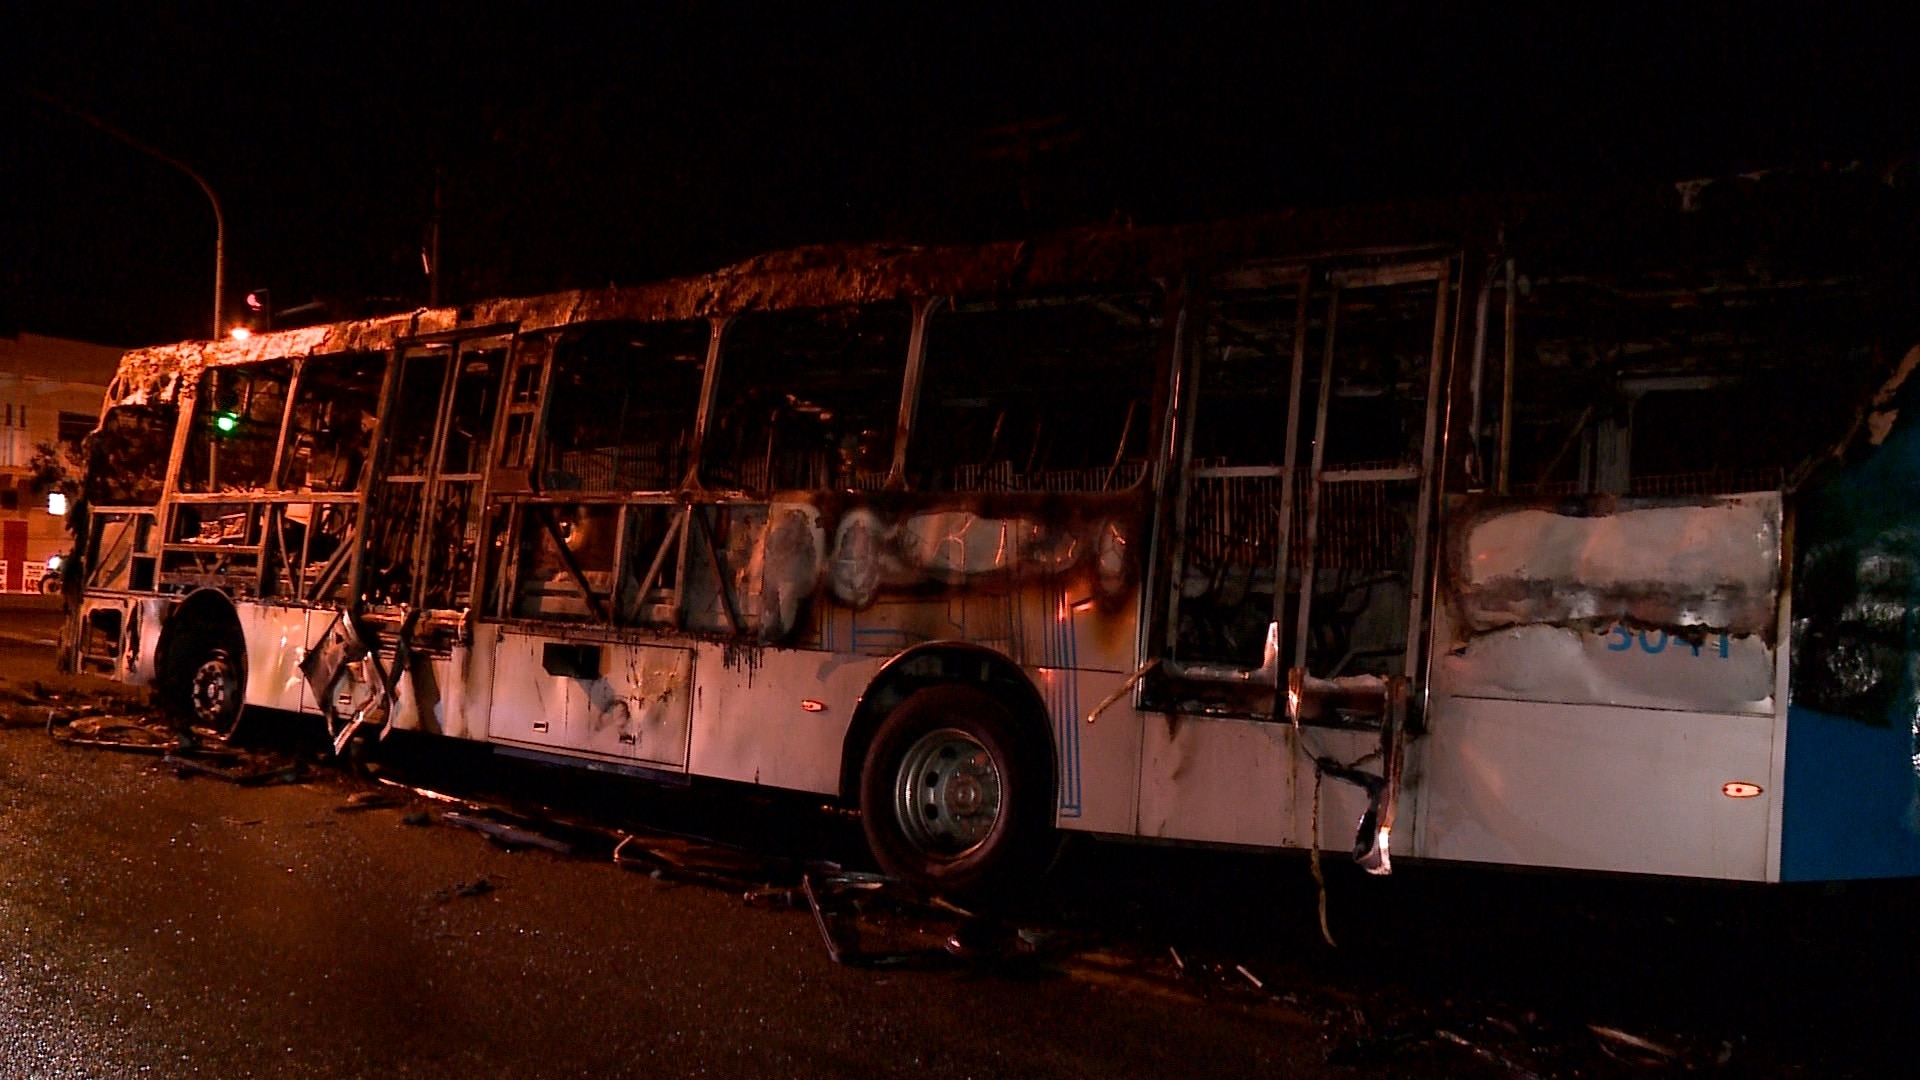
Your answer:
(5, 2), (1914, 347)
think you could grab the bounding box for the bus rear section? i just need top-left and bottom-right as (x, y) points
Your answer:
(1124, 194), (1920, 885)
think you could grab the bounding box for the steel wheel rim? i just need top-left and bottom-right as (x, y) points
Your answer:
(189, 650), (238, 731)
(893, 727), (1003, 859)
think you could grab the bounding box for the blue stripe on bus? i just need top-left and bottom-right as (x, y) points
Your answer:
(1781, 704), (1920, 881)
(1048, 589), (1083, 818)
(1061, 595), (1082, 817)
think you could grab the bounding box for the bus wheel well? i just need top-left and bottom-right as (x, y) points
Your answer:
(155, 590), (247, 733)
(838, 644), (1055, 806)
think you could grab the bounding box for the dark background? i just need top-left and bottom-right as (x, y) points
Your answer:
(4, 2), (1915, 347)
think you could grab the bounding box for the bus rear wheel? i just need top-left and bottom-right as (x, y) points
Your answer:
(859, 684), (1053, 902)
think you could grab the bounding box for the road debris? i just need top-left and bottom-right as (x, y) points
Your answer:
(1589, 1023), (1681, 1063)
(944, 915), (1018, 960)
(1324, 1026), (1423, 1068)
(441, 810), (576, 854)
(742, 885), (807, 909)
(802, 873), (959, 969)
(1317, 1005), (1739, 1077)
(612, 831), (788, 889)
(371, 773), (468, 804)
(801, 872), (972, 969)
(1327, 1018), (1546, 1078)
(335, 790), (405, 813)
(803, 874), (852, 965)
(1434, 1028), (1545, 1079)
(49, 714), (179, 752)
(797, 871), (1072, 973)
(164, 750), (307, 787)
(431, 877), (497, 903)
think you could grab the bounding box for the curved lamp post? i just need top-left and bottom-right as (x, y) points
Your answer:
(24, 88), (226, 338)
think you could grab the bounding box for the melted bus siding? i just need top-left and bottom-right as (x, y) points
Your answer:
(65, 180), (1920, 894)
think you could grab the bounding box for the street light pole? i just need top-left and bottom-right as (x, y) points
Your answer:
(22, 88), (227, 338)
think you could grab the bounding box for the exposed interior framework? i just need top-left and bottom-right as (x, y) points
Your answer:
(72, 177), (1917, 678)
(67, 171), (1920, 741)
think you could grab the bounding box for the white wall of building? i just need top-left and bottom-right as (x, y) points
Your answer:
(1, 333), (123, 591)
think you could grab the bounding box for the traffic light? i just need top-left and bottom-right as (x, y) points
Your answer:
(244, 288), (272, 333)
(210, 375), (244, 437)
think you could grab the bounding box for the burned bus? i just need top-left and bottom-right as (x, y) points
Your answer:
(63, 172), (1920, 894)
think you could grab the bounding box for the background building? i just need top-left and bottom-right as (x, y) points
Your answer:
(1, 333), (121, 591)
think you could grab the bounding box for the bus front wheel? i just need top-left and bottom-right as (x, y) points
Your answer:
(164, 630), (247, 741)
(859, 684), (1054, 901)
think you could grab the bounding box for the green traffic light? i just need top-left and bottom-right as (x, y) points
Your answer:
(215, 412), (239, 433)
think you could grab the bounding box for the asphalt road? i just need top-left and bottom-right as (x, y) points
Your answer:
(3, 622), (1916, 1078)
(0, 598), (62, 648)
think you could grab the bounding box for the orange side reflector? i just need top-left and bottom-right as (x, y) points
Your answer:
(1722, 781), (1763, 798)
(800, 699), (827, 713)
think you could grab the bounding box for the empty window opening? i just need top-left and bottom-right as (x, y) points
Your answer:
(84, 405), (177, 507)
(702, 303), (911, 493)
(282, 352), (385, 492)
(180, 362), (292, 493)
(909, 289), (1162, 493)
(540, 320), (710, 492)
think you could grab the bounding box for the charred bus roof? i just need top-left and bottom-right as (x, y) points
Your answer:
(103, 165), (1918, 408)
(101, 202), (1506, 405)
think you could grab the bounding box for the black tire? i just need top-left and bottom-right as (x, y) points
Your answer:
(859, 683), (1054, 901)
(164, 628), (247, 741)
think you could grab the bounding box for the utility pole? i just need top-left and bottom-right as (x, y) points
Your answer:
(23, 88), (227, 338)
(428, 167), (444, 308)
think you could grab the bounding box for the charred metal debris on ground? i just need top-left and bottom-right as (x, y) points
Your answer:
(20, 687), (1755, 1076)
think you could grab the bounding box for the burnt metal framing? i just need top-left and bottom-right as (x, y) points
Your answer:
(485, 316), (722, 630)
(886, 295), (943, 490)
(152, 353), (388, 605)
(84, 219), (1479, 687)
(91, 219), (1494, 603)
(483, 329), (558, 619)
(1159, 263), (1311, 685)
(1151, 255), (1454, 713)
(483, 298), (948, 633)
(69, 346), (400, 630)
(1288, 259), (1452, 699)
(81, 509), (155, 592)
(447, 333), (514, 610)
(355, 329), (517, 624)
